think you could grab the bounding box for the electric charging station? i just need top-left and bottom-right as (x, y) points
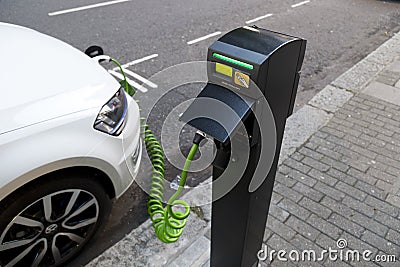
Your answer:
(181, 26), (307, 266)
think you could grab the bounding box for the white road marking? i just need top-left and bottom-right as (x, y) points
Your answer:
(123, 68), (158, 88)
(291, 0), (310, 8)
(113, 54), (158, 70)
(108, 70), (148, 93)
(187, 31), (222, 45)
(245, 14), (273, 24)
(48, 0), (131, 16)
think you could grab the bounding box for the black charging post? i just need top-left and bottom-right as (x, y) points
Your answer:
(181, 26), (306, 266)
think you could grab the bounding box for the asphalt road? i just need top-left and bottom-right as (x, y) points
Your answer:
(1, 0), (400, 265)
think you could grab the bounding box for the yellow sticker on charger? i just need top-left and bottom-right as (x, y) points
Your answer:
(234, 71), (250, 88)
(215, 63), (233, 77)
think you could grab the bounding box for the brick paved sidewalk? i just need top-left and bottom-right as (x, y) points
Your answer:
(88, 32), (400, 267)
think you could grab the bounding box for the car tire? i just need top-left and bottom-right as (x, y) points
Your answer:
(0, 172), (111, 267)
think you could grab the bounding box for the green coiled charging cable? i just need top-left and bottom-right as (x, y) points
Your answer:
(110, 58), (205, 243)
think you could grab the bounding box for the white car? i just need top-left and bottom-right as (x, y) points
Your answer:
(0, 23), (142, 266)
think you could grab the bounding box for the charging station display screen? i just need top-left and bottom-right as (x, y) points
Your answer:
(212, 53), (254, 70)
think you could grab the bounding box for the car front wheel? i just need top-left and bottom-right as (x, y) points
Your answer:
(0, 173), (111, 267)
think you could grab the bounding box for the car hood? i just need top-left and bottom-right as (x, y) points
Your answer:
(0, 23), (120, 134)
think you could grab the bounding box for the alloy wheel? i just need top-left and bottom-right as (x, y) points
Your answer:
(0, 189), (99, 266)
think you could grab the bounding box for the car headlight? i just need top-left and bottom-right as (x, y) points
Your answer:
(94, 87), (127, 135)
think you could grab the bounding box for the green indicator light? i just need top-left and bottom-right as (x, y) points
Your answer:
(212, 53), (254, 70)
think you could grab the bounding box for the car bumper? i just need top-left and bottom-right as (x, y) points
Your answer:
(112, 96), (142, 198)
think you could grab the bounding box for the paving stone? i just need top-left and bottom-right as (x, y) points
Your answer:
(384, 165), (400, 178)
(350, 144), (378, 159)
(305, 140), (319, 150)
(320, 125), (346, 138)
(376, 71), (399, 86)
(308, 169), (338, 187)
(376, 180), (392, 193)
(340, 155), (370, 173)
(373, 211), (400, 233)
(361, 230), (400, 255)
(278, 165), (291, 175)
(292, 182), (324, 202)
(354, 107), (379, 120)
(302, 157), (331, 172)
(331, 117), (354, 128)
(288, 169), (317, 188)
(284, 157), (312, 175)
(363, 81), (400, 107)
(328, 213), (365, 238)
(271, 192), (284, 205)
(307, 214), (342, 240)
(321, 156), (350, 174)
(286, 216), (321, 241)
(363, 99), (386, 110)
(316, 146), (343, 162)
(375, 155), (400, 173)
(268, 204), (290, 223)
(266, 234), (298, 255)
(347, 167), (377, 186)
(364, 195), (399, 217)
(359, 133), (386, 148)
(368, 124), (394, 138)
(385, 229), (400, 247)
(354, 180), (388, 200)
(342, 195), (375, 218)
(342, 134), (370, 149)
(291, 151), (305, 162)
(350, 212), (389, 237)
(308, 135), (336, 150)
(340, 231), (378, 256)
(327, 168), (357, 186)
(386, 194), (400, 209)
(314, 130), (329, 139)
(335, 181), (367, 201)
(377, 115), (400, 127)
(274, 182), (303, 203)
(315, 233), (336, 250)
(278, 199), (311, 220)
(314, 182), (346, 201)
(266, 216), (296, 242)
(300, 197), (332, 219)
(263, 227), (273, 243)
(289, 234), (325, 260)
(299, 147), (324, 161)
(276, 173), (297, 188)
(337, 125), (363, 138)
(320, 196), (355, 218)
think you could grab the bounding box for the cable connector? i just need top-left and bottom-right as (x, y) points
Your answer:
(92, 55), (111, 63)
(193, 131), (207, 146)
